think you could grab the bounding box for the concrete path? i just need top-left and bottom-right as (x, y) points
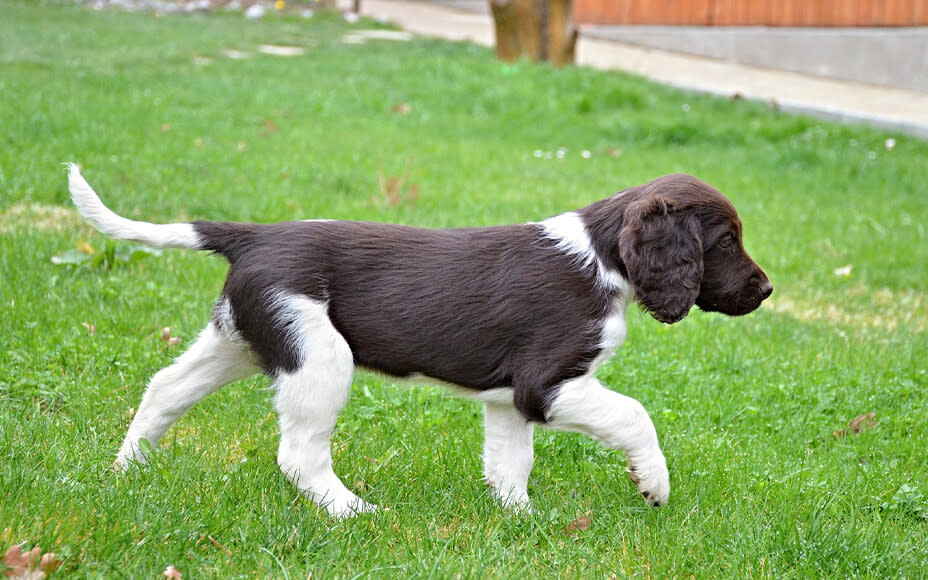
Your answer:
(361, 0), (928, 138)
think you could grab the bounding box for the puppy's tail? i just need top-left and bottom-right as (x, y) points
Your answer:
(67, 163), (203, 250)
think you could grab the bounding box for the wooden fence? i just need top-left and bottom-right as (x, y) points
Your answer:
(574, 0), (928, 26)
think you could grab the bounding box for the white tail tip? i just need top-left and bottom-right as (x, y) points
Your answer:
(66, 163), (201, 250)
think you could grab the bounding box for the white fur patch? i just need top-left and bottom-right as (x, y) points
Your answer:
(213, 296), (245, 344)
(590, 295), (630, 370)
(539, 212), (630, 292)
(540, 212), (597, 269)
(404, 374), (515, 405)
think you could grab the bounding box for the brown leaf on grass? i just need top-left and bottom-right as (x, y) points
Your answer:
(848, 412), (879, 433)
(163, 564), (182, 579)
(565, 511), (592, 536)
(4, 543), (61, 579)
(606, 147), (622, 158)
(81, 322), (96, 336)
(160, 327), (181, 346)
(833, 412), (879, 438)
(392, 102), (411, 115)
(260, 119), (278, 136)
(404, 183), (420, 204)
(374, 157), (419, 207)
(38, 553), (61, 575)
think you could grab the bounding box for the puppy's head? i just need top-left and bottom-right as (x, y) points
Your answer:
(618, 174), (772, 324)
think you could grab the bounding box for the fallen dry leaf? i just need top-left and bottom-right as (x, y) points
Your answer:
(81, 322), (96, 336)
(160, 327), (181, 346)
(163, 564), (182, 579)
(375, 157), (419, 207)
(4, 543), (61, 578)
(392, 102), (411, 115)
(848, 412), (879, 434)
(833, 411), (879, 438)
(260, 119), (278, 136)
(565, 512), (592, 536)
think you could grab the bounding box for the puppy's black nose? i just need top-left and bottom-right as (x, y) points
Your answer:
(760, 280), (773, 299)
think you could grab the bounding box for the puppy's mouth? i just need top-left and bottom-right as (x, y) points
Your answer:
(697, 282), (773, 317)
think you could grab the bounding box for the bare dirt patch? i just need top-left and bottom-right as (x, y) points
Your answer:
(769, 287), (928, 333)
(0, 202), (83, 234)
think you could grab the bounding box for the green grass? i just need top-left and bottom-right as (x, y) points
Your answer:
(2, 1), (927, 577)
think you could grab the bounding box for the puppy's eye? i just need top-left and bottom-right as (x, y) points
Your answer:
(718, 235), (734, 249)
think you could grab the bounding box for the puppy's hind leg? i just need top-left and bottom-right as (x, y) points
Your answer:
(116, 322), (260, 468)
(271, 296), (376, 518)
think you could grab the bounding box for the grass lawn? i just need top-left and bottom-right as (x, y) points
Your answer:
(2, 1), (927, 577)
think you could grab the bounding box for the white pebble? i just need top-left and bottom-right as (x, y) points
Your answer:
(244, 4), (265, 18)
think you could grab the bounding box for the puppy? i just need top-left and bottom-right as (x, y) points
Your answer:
(67, 164), (771, 516)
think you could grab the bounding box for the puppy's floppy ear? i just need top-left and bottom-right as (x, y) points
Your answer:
(619, 195), (703, 324)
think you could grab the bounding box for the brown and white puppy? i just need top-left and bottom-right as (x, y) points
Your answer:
(67, 164), (771, 517)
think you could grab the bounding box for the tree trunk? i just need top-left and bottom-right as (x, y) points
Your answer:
(490, 0), (577, 66)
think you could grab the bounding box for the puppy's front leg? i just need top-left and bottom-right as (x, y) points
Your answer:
(544, 376), (669, 506)
(483, 401), (534, 511)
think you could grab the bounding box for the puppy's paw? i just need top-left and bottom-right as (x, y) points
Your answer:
(627, 456), (670, 507)
(493, 489), (533, 514)
(114, 439), (151, 471)
(323, 495), (380, 519)
(485, 476), (532, 513)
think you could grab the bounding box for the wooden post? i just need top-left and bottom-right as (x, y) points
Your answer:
(490, 0), (577, 66)
(547, 0), (577, 66)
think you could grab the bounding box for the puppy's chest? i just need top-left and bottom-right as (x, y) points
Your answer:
(592, 295), (629, 370)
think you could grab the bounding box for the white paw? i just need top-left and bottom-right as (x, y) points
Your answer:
(114, 439), (150, 471)
(627, 455), (670, 507)
(485, 477), (532, 513)
(323, 496), (380, 519)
